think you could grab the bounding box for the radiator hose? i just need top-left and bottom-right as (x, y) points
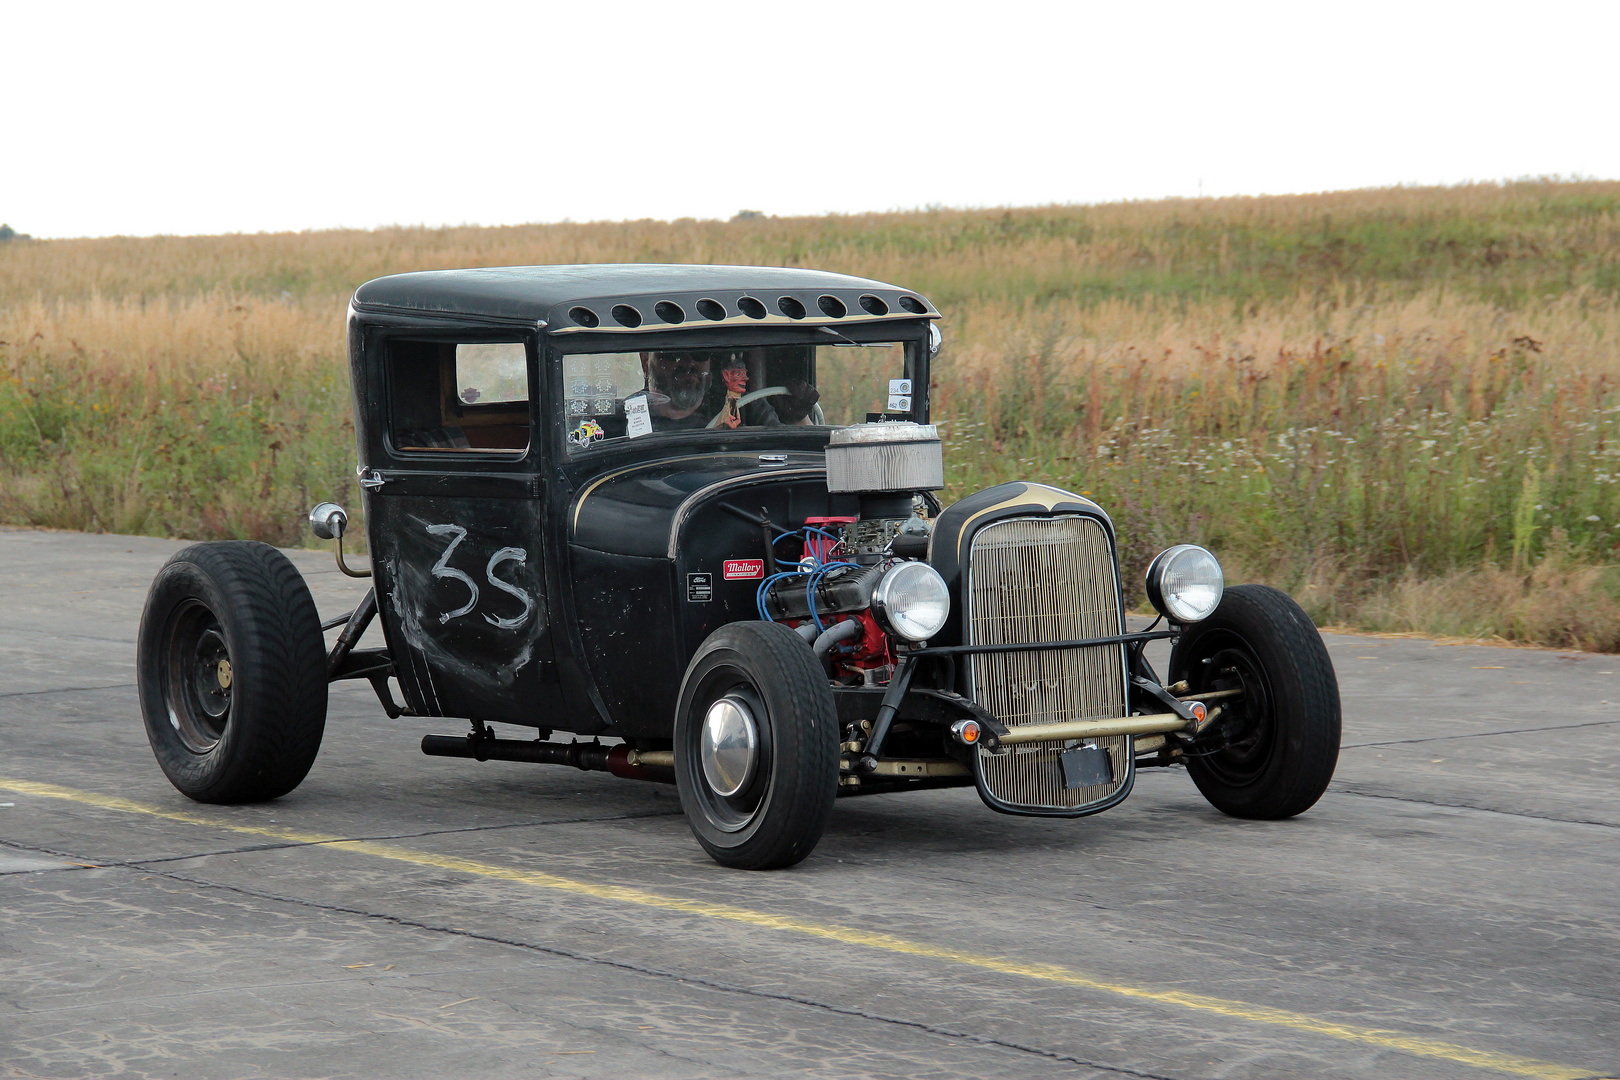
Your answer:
(813, 617), (864, 661)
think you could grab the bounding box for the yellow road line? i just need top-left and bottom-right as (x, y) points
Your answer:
(0, 777), (1601, 1080)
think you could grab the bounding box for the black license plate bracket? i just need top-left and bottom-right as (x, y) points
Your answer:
(1058, 744), (1113, 789)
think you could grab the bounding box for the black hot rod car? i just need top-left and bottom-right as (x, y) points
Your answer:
(137, 265), (1341, 869)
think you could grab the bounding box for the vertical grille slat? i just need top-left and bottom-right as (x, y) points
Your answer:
(966, 516), (1129, 811)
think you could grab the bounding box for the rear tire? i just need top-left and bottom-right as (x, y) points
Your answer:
(673, 621), (839, 870)
(1169, 584), (1340, 819)
(137, 541), (328, 803)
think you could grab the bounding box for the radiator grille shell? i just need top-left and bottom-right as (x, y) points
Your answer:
(965, 515), (1131, 813)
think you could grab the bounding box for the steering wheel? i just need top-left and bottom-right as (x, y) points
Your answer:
(705, 386), (790, 429)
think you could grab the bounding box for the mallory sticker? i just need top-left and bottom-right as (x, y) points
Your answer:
(723, 559), (765, 580)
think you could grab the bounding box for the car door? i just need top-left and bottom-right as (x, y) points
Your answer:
(361, 331), (563, 726)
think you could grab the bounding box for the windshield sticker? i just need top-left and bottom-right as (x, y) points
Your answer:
(591, 355), (617, 393)
(568, 419), (605, 448)
(888, 378), (913, 412)
(624, 391), (652, 438)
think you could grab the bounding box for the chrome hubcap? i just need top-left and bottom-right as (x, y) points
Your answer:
(700, 696), (759, 798)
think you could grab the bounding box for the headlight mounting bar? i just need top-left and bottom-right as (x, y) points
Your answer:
(905, 629), (1177, 657)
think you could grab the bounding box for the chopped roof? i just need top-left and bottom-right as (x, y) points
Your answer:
(350, 264), (939, 334)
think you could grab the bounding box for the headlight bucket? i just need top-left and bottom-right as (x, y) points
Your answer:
(1144, 545), (1224, 623)
(871, 561), (951, 642)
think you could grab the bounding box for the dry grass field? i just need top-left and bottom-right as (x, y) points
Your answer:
(4, 179), (1620, 647)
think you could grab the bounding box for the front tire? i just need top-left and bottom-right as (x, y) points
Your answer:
(1169, 584), (1340, 819)
(137, 541), (328, 803)
(673, 622), (839, 870)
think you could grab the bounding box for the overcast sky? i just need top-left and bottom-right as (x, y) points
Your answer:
(4, 0), (1616, 239)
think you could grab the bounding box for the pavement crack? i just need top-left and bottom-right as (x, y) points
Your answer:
(0, 683), (136, 699)
(1342, 718), (1620, 748)
(0, 810), (687, 872)
(0, 627), (136, 646)
(47, 857), (1190, 1080)
(1333, 787), (1619, 829)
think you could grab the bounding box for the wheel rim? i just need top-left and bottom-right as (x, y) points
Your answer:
(700, 696), (759, 798)
(682, 671), (772, 833)
(1185, 630), (1275, 788)
(163, 600), (233, 753)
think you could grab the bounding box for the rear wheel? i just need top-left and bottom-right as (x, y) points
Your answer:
(137, 541), (328, 803)
(1169, 584), (1340, 819)
(674, 622), (839, 870)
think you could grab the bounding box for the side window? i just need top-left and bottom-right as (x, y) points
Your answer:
(455, 343), (528, 406)
(389, 340), (531, 455)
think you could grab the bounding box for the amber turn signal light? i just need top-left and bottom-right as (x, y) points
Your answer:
(950, 719), (981, 745)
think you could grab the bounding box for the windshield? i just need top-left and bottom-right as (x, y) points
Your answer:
(561, 343), (917, 451)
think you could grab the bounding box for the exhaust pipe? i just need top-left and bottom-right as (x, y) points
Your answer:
(421, 734), (674, 781)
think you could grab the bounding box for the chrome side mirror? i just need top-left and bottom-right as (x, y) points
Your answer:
(309, 501), (371, 578)
(927, 322), (942, 360)
(309, 502), (348, 541)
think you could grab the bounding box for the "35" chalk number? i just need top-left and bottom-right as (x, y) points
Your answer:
(425, 523), (535, 630)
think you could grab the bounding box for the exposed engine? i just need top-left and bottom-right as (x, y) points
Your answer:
(756, 422), (948, 686)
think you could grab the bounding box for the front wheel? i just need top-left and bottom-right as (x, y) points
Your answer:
(673, 622), (839, 870)
(1169, 584), (1341, 819)
(137, 541), (328, 803)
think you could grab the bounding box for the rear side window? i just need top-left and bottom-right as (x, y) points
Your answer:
(388, 340), (531, 454)
(454, 343), (528, 405)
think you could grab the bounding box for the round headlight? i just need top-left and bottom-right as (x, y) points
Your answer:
(871, 561), (950, 642)
(1145, 545), (1224, 623)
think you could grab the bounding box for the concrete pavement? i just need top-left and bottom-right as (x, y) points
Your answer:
(1, 526), (1616, 1080)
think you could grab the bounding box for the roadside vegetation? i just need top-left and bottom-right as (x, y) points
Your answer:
(3, 180), (1620, 648)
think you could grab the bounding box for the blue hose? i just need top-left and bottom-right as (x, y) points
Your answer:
(805, 561), (860, 632)
(755, 571), (805, 621)
(754, 524), (854, 625)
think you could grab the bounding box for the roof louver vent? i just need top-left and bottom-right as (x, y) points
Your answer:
(737, 296), (767, 319)
(897, 295), (926, 314)
(611, 304), (642, 328)
(654, 300), (685, 324)
(859, 294), (889, 316)
(569, 306), (600, 328)
(817, 295), (846, 318)
(777, 296), (806, 319)
(696, 298), (725, 320)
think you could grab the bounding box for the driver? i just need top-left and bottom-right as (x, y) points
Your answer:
(640, 350), (715, 429)
(640, 350), (791, 431)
